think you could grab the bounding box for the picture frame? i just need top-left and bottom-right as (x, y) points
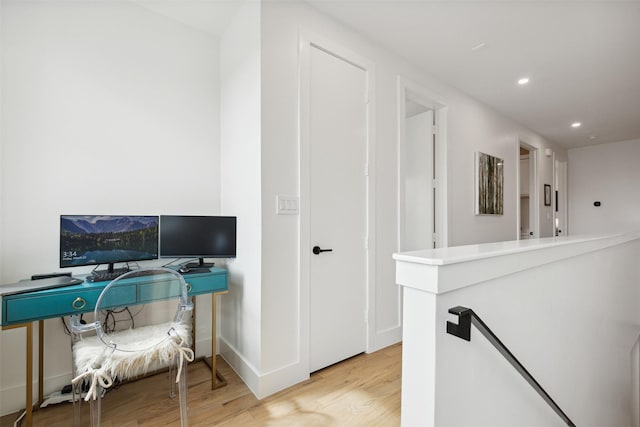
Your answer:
(544, 184), (551, 206)
(475, 151), (504, 215)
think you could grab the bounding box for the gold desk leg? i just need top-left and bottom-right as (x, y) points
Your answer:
(26, 323), (33, 426)
(203, 290), (228, 389)
(190, 290), (228, 389)
(3, 322), (33, 426)
(38, 320), (44, 406)
(191, 294), (197, 354)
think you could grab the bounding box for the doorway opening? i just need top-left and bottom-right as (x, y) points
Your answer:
(398, 80), (447, 251)
(401, 101), (434, 250)
(518, 141), (539, 239)
(554, 159), (568, 236)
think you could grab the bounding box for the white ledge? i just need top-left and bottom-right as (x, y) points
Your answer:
(393, 233), (640, 295)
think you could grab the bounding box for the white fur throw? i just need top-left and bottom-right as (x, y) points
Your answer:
(72, 322), (193, 400)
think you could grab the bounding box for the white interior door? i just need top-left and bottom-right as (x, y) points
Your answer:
(309, 45), (367, 373)
(402, 110), (434, 250)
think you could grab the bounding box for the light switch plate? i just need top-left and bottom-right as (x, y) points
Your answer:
(277, 195), (299, 215)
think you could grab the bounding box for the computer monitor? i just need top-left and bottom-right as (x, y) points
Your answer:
(60, 215), (159, 272)
(159, 215), (237, 268)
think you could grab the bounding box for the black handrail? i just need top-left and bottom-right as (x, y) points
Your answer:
(446, 306), (576, 427)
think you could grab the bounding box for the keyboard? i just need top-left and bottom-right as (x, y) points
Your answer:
(86, 268), (130, 283)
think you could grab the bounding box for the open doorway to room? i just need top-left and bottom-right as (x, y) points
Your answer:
(401, 100), (434, 250)
(554, 158), (568, 236)
(518, 142), (539, 239)
(398, 80), (447, 251)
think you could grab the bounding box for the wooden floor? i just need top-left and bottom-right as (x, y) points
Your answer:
(2, 343), (401, 426)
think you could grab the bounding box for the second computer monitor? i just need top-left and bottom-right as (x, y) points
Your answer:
(159, 215), (237, 267)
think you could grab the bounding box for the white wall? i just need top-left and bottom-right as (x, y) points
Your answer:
(569, 138), (640, 234)
(0, 0), (220, 415)
(218, 0), (264, 393)
(250, 0), (566, 399)
(449, 112), (562, 243)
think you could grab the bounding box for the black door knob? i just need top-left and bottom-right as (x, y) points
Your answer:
(312, 246), (333, 255)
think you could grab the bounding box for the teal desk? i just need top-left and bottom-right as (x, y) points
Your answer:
(1, 267), (228, 426)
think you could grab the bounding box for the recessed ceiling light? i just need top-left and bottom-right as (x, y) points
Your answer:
(571, 122), (581, 128)
(517, 77), (530, 85)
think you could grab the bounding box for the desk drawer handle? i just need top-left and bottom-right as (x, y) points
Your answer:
(72, 297), (87, 310)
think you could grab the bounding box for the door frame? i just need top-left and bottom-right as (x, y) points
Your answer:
(298, 31), (376, 372)
(397, 77), (448, 250)
(516, 139), (539, 239)
(554, 157), (568, 236)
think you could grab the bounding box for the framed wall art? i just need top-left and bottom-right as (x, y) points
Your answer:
(475, 151), (504, 215)
(544, 184), (551, 206)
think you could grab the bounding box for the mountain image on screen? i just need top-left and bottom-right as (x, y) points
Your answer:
(60, 215), (158, 267)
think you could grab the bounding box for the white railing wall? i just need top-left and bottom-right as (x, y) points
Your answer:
(394, 233), (640, 427)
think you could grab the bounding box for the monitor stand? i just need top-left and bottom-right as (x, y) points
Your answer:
(86, 263), (130, 282)
(91, 263), (129, 276)
(185, 258), (214, 268)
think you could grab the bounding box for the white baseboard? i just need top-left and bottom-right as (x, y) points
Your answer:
(254, 359), (309, 400)
(219, 337), (309, 400)
(0, 371), (72, 417)
(218, 337), (261, 396)
(368, 325), (402, 353)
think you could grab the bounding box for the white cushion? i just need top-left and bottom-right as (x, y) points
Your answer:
(73, 322), (191, 380)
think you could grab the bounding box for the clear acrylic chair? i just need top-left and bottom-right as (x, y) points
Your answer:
(69, 267), (194, 427)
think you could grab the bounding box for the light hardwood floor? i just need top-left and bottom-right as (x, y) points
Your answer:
(2, 343), (401, 426)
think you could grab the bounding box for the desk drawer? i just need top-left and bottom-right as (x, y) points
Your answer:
(138, 279), (181, 303)
(138, 272), (227, 302)
(4, 285), (137, 324)
(185, 272), (227, 295)
(4, 289), (102, 324)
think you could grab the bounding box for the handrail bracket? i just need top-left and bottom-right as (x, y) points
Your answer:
(446, 306), (472, 341)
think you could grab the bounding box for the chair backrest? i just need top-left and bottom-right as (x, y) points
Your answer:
(93, 267), (193, 353)
(70, 266), (195, 415)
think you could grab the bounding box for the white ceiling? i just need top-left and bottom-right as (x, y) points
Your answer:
(305, 0), (640, 149)
(132, 0), (640, 150)
(130, 0), (244, 36)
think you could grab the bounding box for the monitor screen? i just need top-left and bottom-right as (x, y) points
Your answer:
(60, 215), (159, 268)
(159, 215), (237, 260)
